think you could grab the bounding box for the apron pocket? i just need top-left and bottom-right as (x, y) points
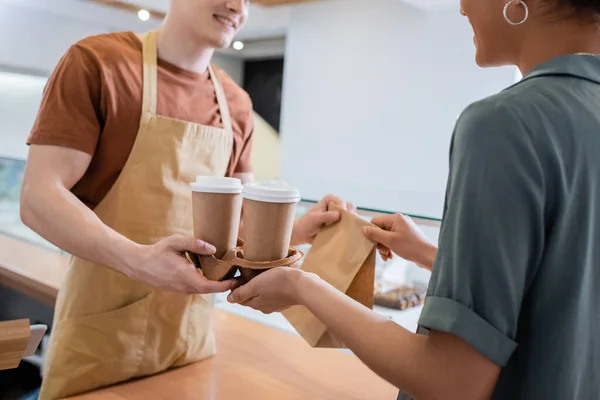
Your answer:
(172, 293), (216, 367)
(48, 293), (153, 398)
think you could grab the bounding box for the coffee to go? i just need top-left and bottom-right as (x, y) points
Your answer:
(190, 176), (243, 280)
(240, 180), (300, 281)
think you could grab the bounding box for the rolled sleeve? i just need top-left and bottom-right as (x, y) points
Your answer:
(419, 296), (517, 366)
(419, 100), (546, 367)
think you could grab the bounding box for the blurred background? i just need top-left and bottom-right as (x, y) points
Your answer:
(0, 1), (523, 397)
(0, 0), (523, 282)
(0, 0), (522, 218)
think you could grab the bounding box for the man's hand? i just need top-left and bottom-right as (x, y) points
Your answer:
(362, 214), (437, 270)
(291, 194), (356, 246)
(124, 234), (238, 294)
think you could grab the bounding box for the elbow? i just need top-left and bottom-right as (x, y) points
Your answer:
(20, 204), (33, 230)
(19, 183), (36, 229)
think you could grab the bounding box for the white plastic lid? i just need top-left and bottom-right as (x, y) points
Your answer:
(242, 180), (301, 203)
(190, 176), (242, 194)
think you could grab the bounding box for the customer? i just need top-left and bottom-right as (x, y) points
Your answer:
(20, 0), (348, 399)
(228, 0), (600, 399)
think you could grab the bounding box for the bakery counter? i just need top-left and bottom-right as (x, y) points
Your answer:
(66, 310), (395, 400)
(0, 233), (398, 399)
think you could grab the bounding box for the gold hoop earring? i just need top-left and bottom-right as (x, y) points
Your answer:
(503, 0), (529, 26)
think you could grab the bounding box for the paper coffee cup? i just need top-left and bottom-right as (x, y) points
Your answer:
(241, 180), (300, 264)
(190, 176), (243, 263)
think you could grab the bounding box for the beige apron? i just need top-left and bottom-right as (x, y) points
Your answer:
(39, 30), (234, 400)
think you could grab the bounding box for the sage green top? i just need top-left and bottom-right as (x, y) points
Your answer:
(399, 54), (600, 399)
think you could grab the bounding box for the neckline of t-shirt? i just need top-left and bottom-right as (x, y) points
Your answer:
(127, 31), (211, 81)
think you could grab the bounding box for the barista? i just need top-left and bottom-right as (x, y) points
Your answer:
(20, 0), (349, 398)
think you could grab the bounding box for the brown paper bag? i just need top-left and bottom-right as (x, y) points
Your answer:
(282, 204), (377, 348)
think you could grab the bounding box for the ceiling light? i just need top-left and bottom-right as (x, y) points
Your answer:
(233, 41), (244, 50)
(138, 9), (150, 21)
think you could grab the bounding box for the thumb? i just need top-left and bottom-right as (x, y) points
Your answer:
(362, 226), (395, 247)
(227, 283), (255, 304)
(167, 235), (216, 255)
(184, 264), (238, 294)
(315, 210), (341, 226)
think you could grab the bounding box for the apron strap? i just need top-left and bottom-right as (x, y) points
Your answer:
(141, 30), (158, 116)
(208, 65), (234, 133)
(141, 30), (232, 133)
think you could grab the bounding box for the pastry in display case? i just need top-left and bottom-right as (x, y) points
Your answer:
(373, 280), (427, 311)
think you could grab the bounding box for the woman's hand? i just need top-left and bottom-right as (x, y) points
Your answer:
(227, 267), (311, 313)
(362, 214), (438, 270)
(291, 194), (356, 246)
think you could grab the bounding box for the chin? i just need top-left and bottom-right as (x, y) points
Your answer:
(218, 39), (234, 49)
(208, 34), (235, 49)
(473, 37), (491, 67)
(475, 51), (511, 68)
(474, 50), (493, 68)
(474, 54), (486, 67)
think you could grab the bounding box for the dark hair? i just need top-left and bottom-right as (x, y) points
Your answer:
(554, 0), (600, 17)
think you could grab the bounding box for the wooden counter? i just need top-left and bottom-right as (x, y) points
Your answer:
(68, 310), (394, 400)
(0, 234), (397, 399)
(0, 235), (69, 307)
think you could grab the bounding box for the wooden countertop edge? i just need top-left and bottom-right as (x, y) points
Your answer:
(0, 234), (67, 306)
(0, 318), (31, 371)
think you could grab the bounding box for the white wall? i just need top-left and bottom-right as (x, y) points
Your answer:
(279, 1), (517, 219)
(0, 2), (244, 160)
(0, 2), (131, 74)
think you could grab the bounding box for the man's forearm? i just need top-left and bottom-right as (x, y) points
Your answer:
(294, 273), (455, 400)
(20, 183), (139, 274)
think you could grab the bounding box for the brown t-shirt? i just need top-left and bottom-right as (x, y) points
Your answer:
(27, 31), (253, 209)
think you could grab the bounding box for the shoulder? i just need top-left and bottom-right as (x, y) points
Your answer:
(458, 74), (569, 136)
(68, 31), (140, 70)
(447, 88), (547, 196)
(458, 88), (526, 133)
(454, 84), (544, 155)
(73, 31), (139, 55)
